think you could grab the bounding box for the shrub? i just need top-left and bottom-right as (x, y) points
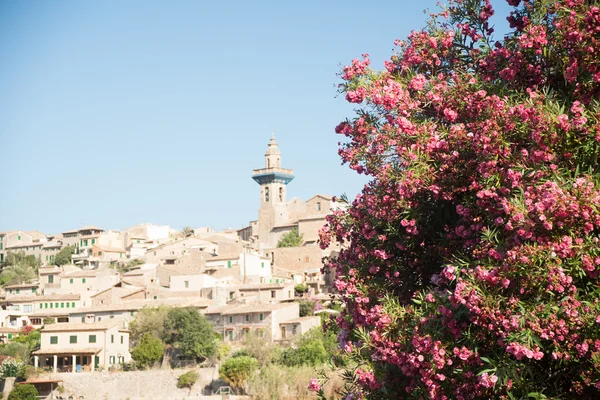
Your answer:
(323, 0), (600, 398)
(177, 370), (199, 393)
(297, 300), (315, 317)
(219, 356), (258, 394)
(131, 333), (164, 369)
(0, 359), (24, 378)
(8, 384), (38, 400)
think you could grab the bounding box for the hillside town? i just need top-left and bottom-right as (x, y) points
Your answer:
(0, 137), (342, 398)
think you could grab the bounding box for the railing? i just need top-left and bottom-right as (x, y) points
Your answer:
(252, 167), (294, 175)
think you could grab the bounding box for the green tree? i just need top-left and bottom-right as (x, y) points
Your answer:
(129, 306), (169, 346)
(177, 370), (199, 394)
(0, 343), (31, 363)
(279, 328), (337, 367)
(276, 229), (303, 248)
(2, 252), (39, 270)
(219, 356), (258, 394)
(297, 300), (315, 317)
(13, 329), (40, 355)
(163, 308), (217, 362)
(0, 252), (38, 287)
(8, 384), (38, 400)
(131, 333), (164, 369)
(53, 246), (75, 266)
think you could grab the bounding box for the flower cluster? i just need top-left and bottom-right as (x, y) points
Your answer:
(324, 1), (600, 399)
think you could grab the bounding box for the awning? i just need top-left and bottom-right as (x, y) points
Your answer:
(33, 347), (101, 356)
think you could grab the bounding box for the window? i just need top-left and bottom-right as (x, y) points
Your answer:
(7, 334), (12, 339)
(261, 262), (264, 268)
(227, 261), (231, 268)
(72, 302), (76, 308)
(31, 288), (36, 293)
(229, 292), (234, 300)
(49, 303), (53, 309)
(55, 303), (59, 308)
(66, 303), (70, 308)
(70, 279), (73, 284)
(98, 251), (102, 256)
(153, 296), (157, 300)
(70, 336), (77, 344)
(109, 356), (115, 364)
(271, 290), (276, 298)
(61, 303), (64, 308)
(111, 334), (114, 343)
(15, 289), (19, 294)
(82, 278), (86, 284)
(50, 336), (58, 344)
(184, 281), (189, 289)
(130, 311), (134, 317)
(30, 318), (41, 325)
(317, 202), (322, 211)
(228, 331), (233, 341)
(23, 305), (32, 313)
(91, 239), (95, 245)
(259, 313), (264, 321)
(18, 235), (21, 240)
(245, 315), (249, 322)
(89, 335), (96, 343)
(121, 336), (124, 344)
(229, 316), (233, 323)
(265, 187), (269, 202)
(279, 187), (283, 201)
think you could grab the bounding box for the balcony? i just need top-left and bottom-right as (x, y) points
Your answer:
(252, 167), (295, 185)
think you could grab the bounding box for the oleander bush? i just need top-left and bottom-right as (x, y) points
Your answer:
(317, 0), (600, 398)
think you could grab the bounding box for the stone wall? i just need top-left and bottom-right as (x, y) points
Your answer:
(45, 367), (221, 400)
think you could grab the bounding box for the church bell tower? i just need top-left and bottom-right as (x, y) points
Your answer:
(252, 135), (294, 249)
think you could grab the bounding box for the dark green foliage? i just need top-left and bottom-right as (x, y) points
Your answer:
(297, 300), (315, 317)
(53, 246), (75, 266)
(8, 384), (38, 400)
(276, 229), (304, 247)
(163, 307), (217, 361)
(231, 349), (251, 358)
(131, 333), (164, 368)
(219, 356), (258, 394)
(177, 370), (199, 390)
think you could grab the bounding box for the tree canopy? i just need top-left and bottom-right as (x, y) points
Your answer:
(319, 1), (600, 399)
(163, 307), (217, 361)
(131, 333), (164, 368)
(53, 245), (75, 266)
(277, 229), (304, 248)
(0, 252), (38, 286)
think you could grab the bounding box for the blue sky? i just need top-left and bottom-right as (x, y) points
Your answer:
(0, 0), (513, 234)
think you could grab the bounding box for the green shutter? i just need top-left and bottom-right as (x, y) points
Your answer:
(227, 260), (231, 268)
(89, 335), (96, 343)
(50, 336), (58, 344)
(70, 336), (77, 344)
(72, 302), (75, 308)
(70, 279), (73, 284)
